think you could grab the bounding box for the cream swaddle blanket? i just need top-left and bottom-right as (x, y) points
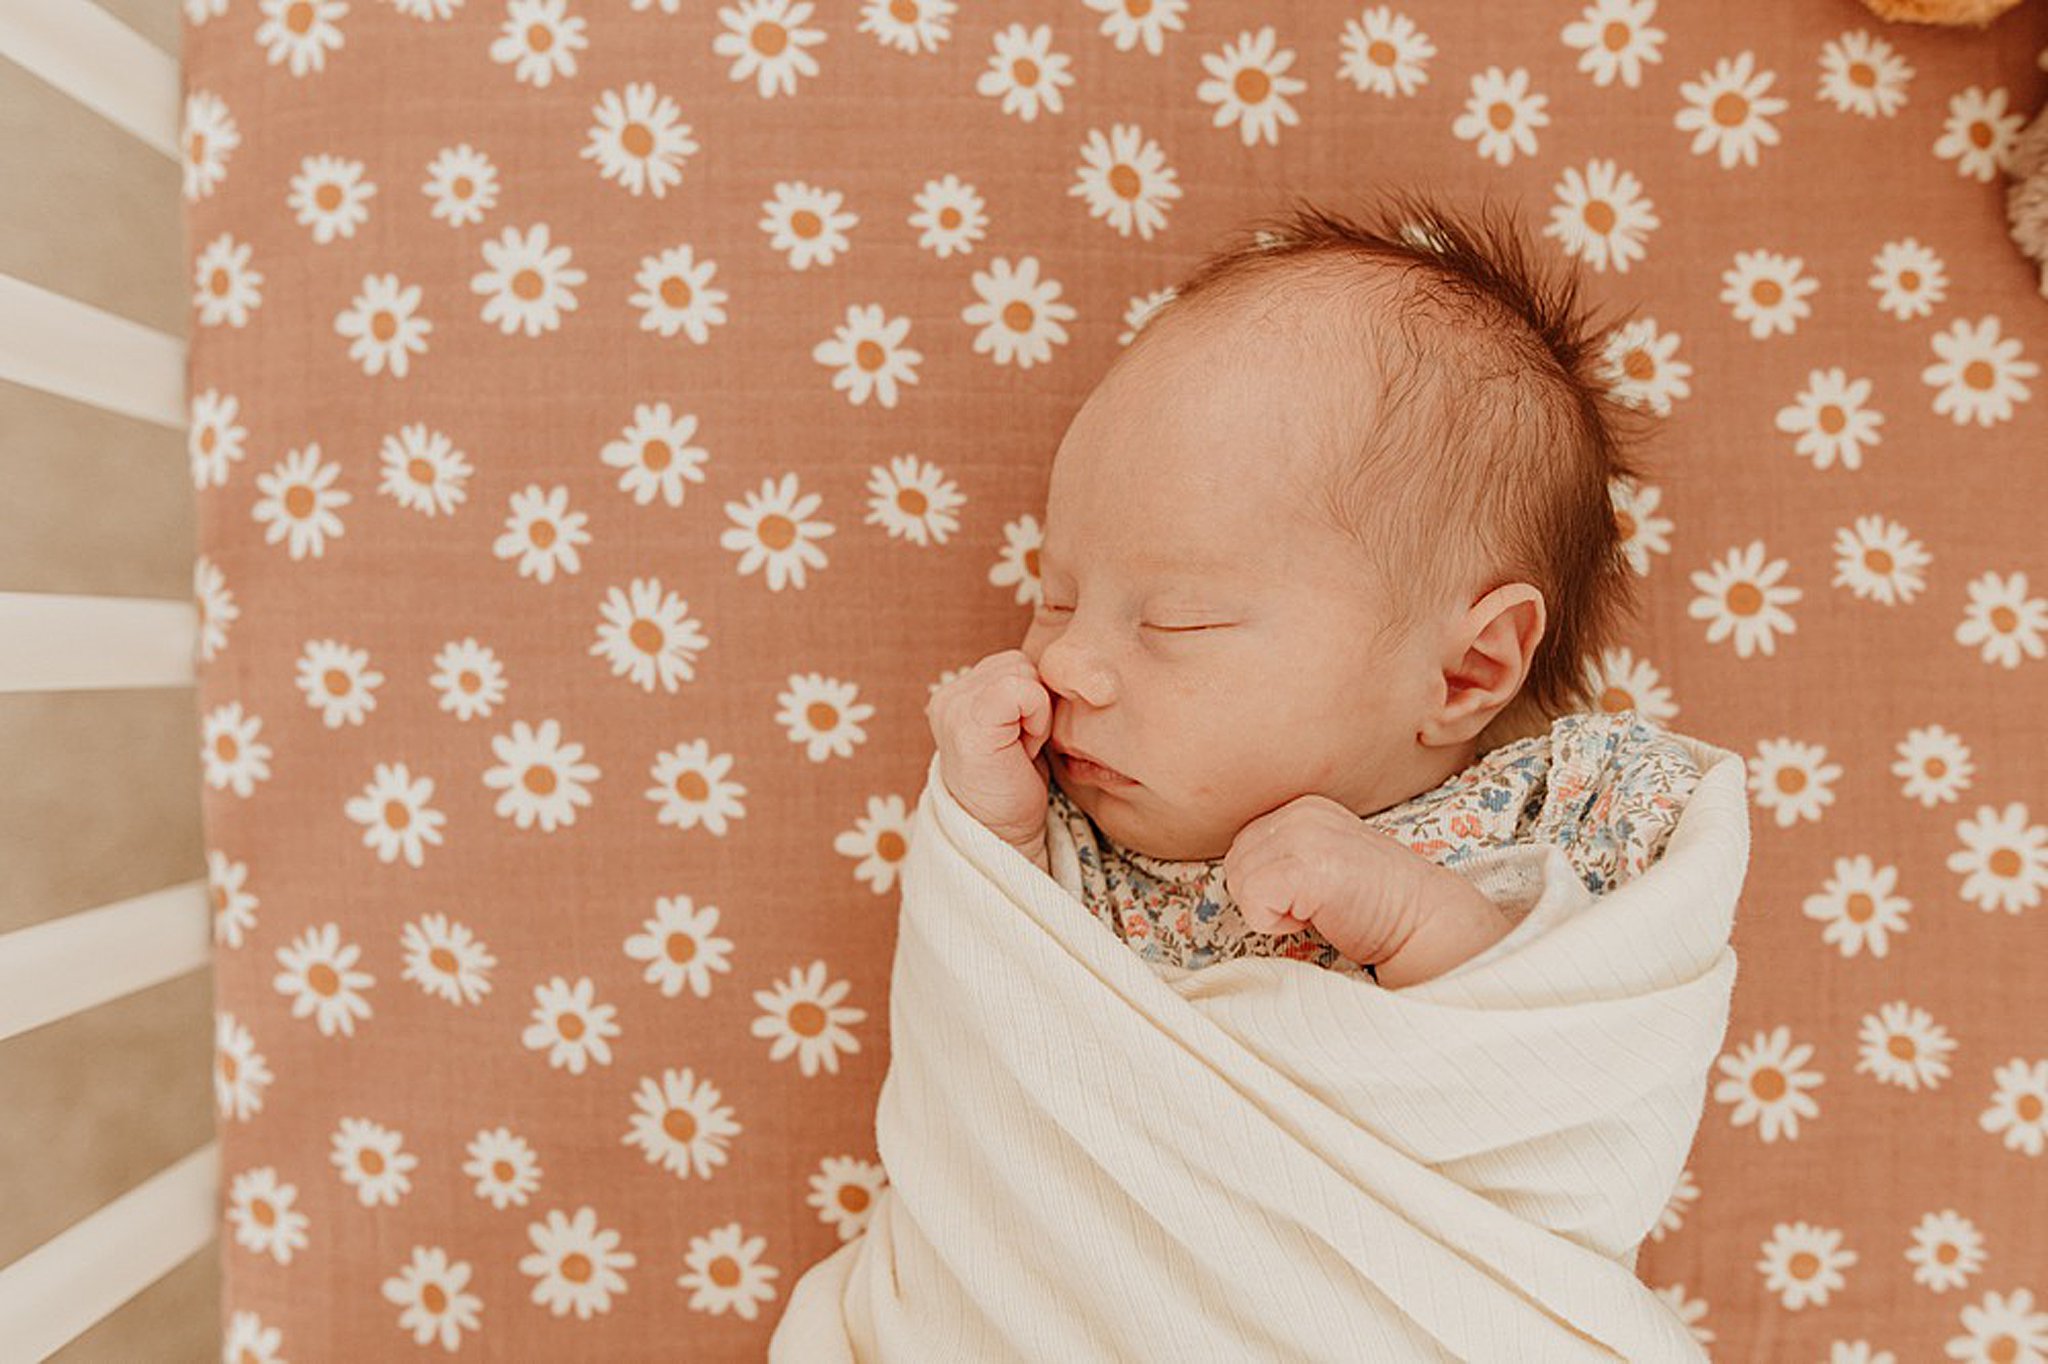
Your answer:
(769, 728), (1749, 1362)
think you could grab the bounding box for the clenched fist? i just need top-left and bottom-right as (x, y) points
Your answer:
(926, 649), (1055, 852)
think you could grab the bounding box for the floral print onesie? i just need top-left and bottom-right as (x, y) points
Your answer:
(1045, 709), (1705, 983)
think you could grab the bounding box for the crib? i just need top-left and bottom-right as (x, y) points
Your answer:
(3, 0), (2044, 1358)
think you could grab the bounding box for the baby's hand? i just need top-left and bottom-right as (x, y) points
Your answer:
(926, 649), (1054, 851)
(1222, 795), (1455, 966)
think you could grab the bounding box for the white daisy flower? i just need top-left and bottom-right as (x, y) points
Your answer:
(1337, 5), (1434, 98)
(711, 0), (825, 99)
(331, 1116), (418, 1207)
(975, 21), (1075, 122)
(1932, 85), (2023, 181)
(1077, 0), (1186, 58)
(582, 83), (697, 198)
(1543, 158), (1658, 273)
(1892, 725), (1974, 807)
(1951, 1296), (2046, 1364)
(1674, 50), (1786, 169)
(1775, 368), (1881, 471)
(621, 1067), (742, 1179)
(334, 273), (431, 377)
(1195, 25), (1306, 148)
(343, 762), (448, 868)
(591, 577), (709, 693)
(812, 302), (922, 405)
(472, 223), (585, 337)
(379, 1247), (483, 1352)
(1647, 1164), (1699, 1243)
(1714, 1025), (1824, 1142)
(1869, 238), (1946, 320)
(1905, 1210), (1986, 1293)
(645, 739), (749, 836)
(1585, 644), (1679, 723)
(860, 0), (958, 55)
(398, 912), (496, 1006)
(193, 233), (263, 327)
(1802, 854), (1911, 959)
(621, 893), (736, 998)
(760, 180), (857, 269)
(273, 922), (376, 1036)
(720, 472), (835, 590)
(377, 424), (471, 517)
(188, 388), (248, 489)
(909, 175), (988, 259)
(676, 1223), (781, 1320)
(490, 0), (586, 87)
(214, 1012), (272, 1119)
(294, 638), (384, 729)
(255, 0), (346, 76)
(208, 849), (258, 949)
(518, 1207), (635, 1317)
(482, 717), (600, 832)
(864, 453), (965, 546)
(1598, 317), (1691, 414)
(181, 90), (240, 200)
(750, 960), (866, 1076)
(1855, 1001), (1956, 1092)
(1609, 479), (1674, 578)
(1756, 1221), (1855, 1309)
(1560, 0), (1664, 90)
(961, 255), (1077, 368)
(1831, 514), (1930, 606)
(629, 243), (732, 343)
(287, 153), (375, 243)
(1688, 540), (1801, 657)
(423, 143), (500, 226)
(1071, 123), (1182, 240)
(1921, 315), (2037, 427)
(1817, 30), (1912, 119)
(429, 639), (509, 721)
(227, 1167), (310, 1264)
(200, 701), (273, 798)
(493, 484), (591, 584)
(1452, 66), (1548, 166)
(1954, 569), (2047, 669)
(521, 977), (621, 1075)
(251, 441), (351, 560)
(1946, 801), (2047, 915)
(1720, 249), (1816, 339)
(463, 1127), (542, 1208)
(1976, 1061), (2048, 1157)
(1746, 736), (1842, 828)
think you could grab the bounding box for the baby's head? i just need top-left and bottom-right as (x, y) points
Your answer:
(1022, 188), (1652, 861)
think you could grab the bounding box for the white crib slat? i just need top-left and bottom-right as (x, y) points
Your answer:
(0, 0), (180, 159)
(0, 1143), (219, 1362)
(0, 592), (198, 694)
(0, 880), (211, 1043)
(0, 274), (187, 430)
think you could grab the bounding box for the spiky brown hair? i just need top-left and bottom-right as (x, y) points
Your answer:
(1120, 188), (1659, 754)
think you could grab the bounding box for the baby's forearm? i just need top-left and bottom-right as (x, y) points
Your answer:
(1010, 828), (1051, 874)
(1371, 875), (1514, 990)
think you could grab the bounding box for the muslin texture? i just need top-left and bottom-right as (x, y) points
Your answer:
(769, 731), (1750, 1362)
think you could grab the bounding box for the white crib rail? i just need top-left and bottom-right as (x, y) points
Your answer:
(0, 0), (219, 1358)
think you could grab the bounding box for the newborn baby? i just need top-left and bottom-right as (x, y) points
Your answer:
(929, 191), (1704, 989)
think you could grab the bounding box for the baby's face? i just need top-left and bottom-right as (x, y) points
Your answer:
(1021, 320), (1450, 862)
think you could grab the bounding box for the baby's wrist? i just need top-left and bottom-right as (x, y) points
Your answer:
(1007, 829), (1050, 872)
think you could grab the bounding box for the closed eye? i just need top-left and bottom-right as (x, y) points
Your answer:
(1035, 605), (1223, 633)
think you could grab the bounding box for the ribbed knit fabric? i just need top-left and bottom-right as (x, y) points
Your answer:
(769, 735), (1749, 1363)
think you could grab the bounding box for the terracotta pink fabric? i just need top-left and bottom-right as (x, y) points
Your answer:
(182, 0), (2047, 1356)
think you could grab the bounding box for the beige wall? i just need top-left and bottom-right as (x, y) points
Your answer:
(0, 0), (217, 1358)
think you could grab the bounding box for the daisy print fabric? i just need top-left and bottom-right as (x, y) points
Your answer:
(181, 0), (2046, 1357)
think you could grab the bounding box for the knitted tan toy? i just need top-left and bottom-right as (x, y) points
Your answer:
(2010, 108), (2048, 299)
(1859, 0), (2023, 22)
